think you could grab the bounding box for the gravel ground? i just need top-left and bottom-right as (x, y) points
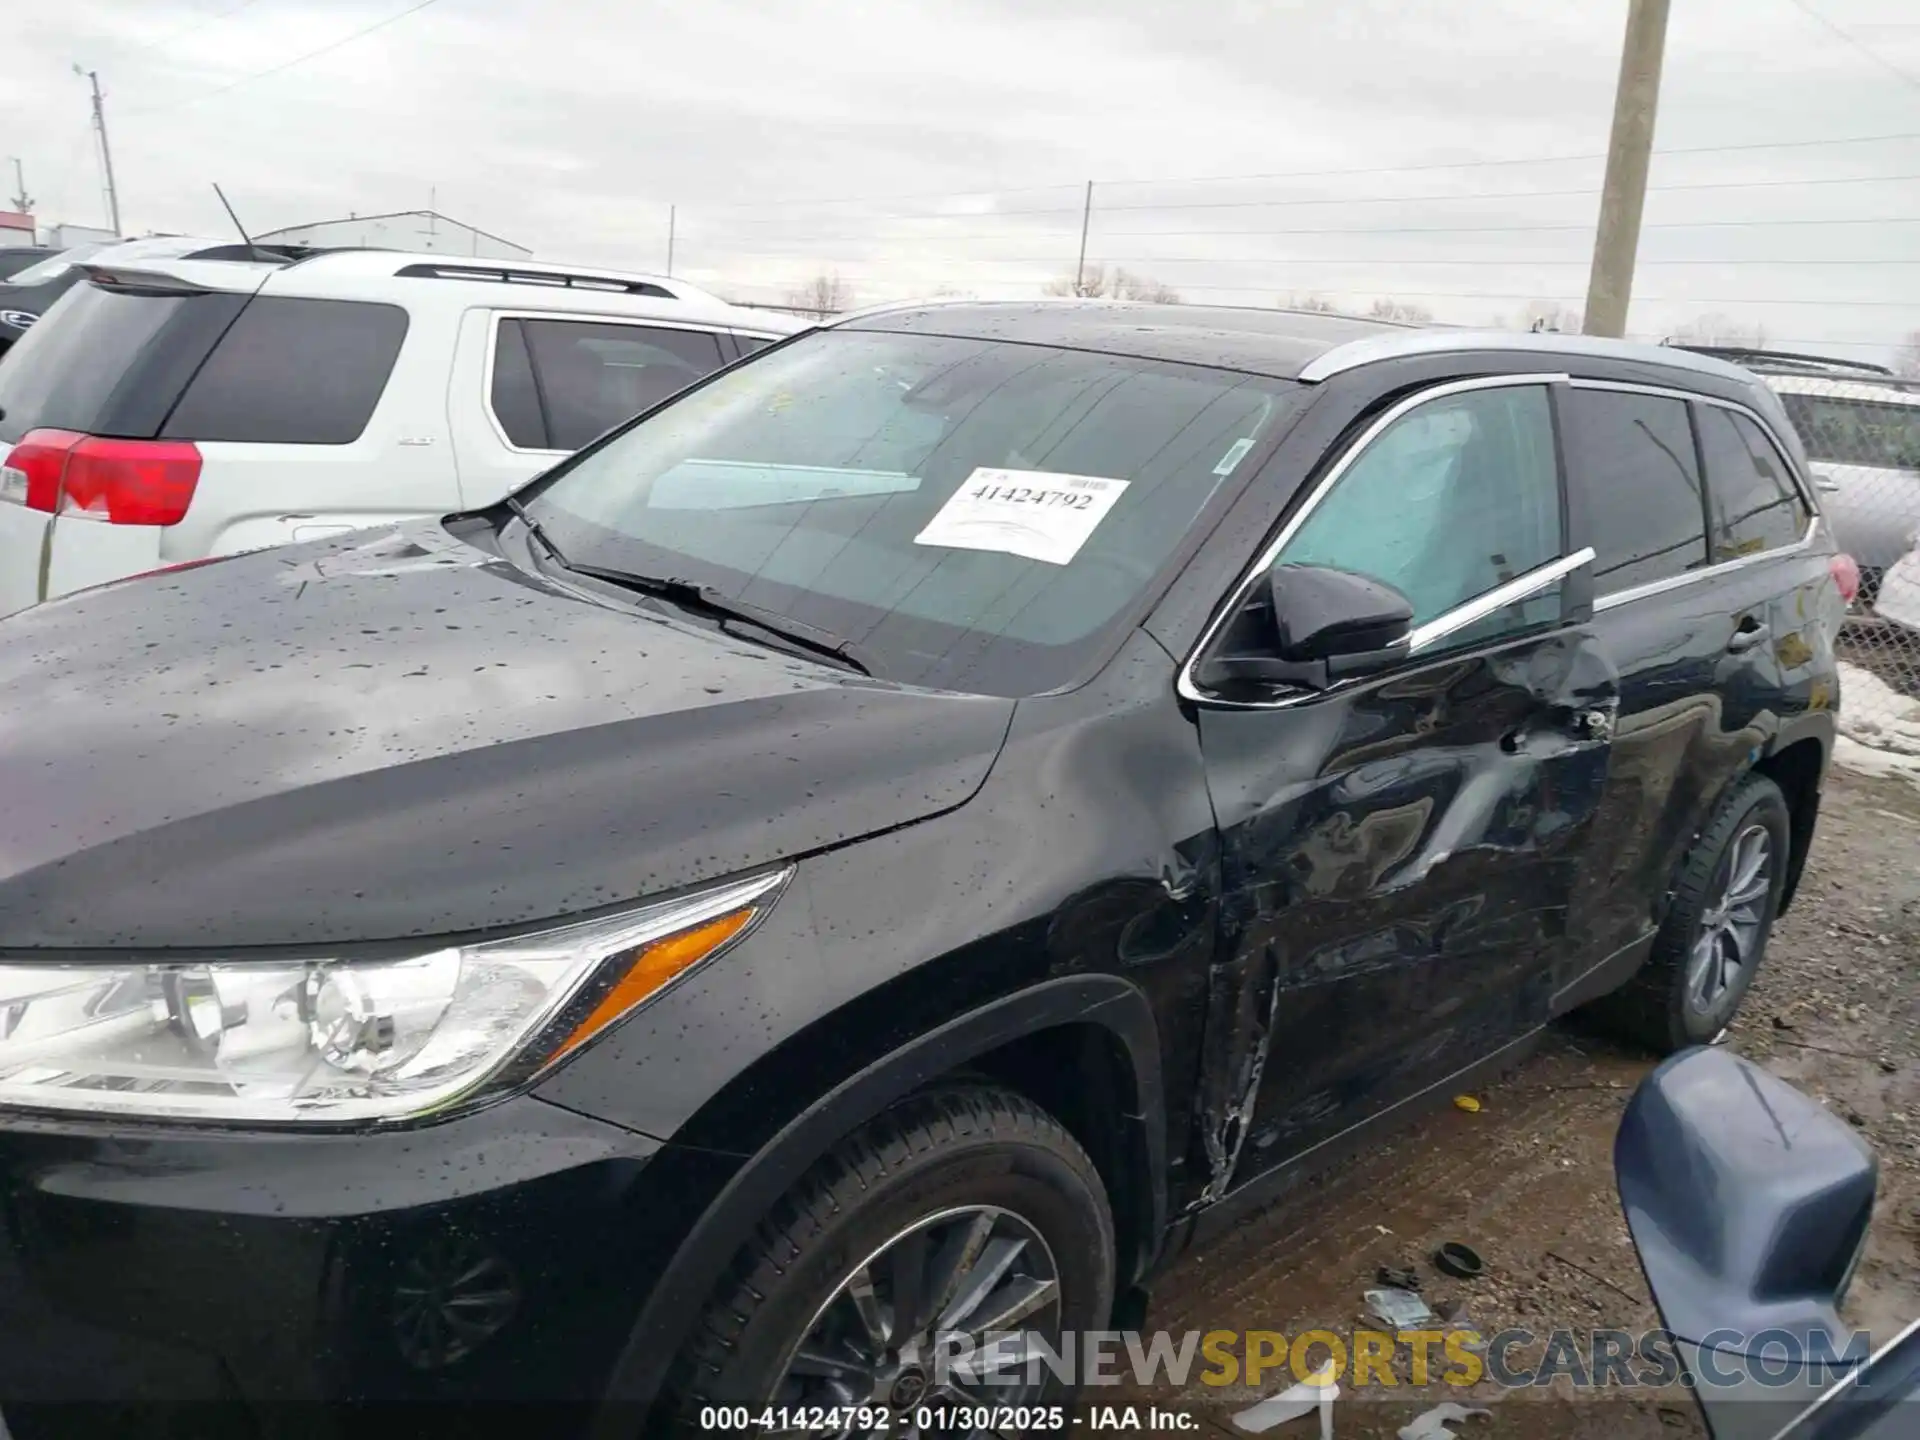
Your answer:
(1082, 760), (1920, 1439)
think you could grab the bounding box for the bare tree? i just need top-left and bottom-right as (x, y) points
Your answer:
(1044, 264), (1180, 302)
(1045, 264), (1110, 298)
(1368, 298), (1434, 325)
(1894, 330), (1920, 380)
(1668, 313), (1769, 350)
(787, 272), (854, 318)
(1521, 299), (1579, 334)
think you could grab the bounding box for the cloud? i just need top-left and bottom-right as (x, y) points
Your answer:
(5, 0), (1918, 359)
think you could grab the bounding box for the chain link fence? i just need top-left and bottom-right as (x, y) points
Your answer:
(1732, 355), (1920, 757)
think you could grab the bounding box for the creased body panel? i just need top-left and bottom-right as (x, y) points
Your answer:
(1191, 626), (1618, 1195)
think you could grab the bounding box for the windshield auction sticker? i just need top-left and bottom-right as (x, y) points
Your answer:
(914, 468), (1130, 566)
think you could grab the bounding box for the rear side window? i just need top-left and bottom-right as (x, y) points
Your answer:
(1565, 389), (1706, 595)
(161, 297), (408, 445)
(489, 319), (545, 449)
(495, 319), (728, 451)
(1697, 406), (1809, 562)
(734, 334), (776, 358)
(0, 283), (247, 445)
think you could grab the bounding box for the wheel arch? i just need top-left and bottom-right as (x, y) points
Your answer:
(589, 974), (1166, 1436)
(1755, 716), (1833, 914)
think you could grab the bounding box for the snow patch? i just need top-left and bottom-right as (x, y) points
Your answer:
(1837, 660), (1920, 759)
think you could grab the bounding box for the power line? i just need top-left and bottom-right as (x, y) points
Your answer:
(128, 0), (445, 116)
(1091, 172), (1920, 215)
(683, 130), (1920, 212)
(697, 171), (1920, 231)
(121, 0), (268, 59)
(1780, 0), (1920, 96)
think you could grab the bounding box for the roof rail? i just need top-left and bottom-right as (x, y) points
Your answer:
(1662, 343), (1895, 378)
(1297, 328), (1759, 385)
(392, 260), (678, 300)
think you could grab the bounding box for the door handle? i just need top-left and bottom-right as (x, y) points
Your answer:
(1728, 619), (1770, 654)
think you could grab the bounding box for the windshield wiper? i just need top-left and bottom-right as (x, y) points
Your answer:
(503, 495), (568, 565)
(563, 562), (875, 677)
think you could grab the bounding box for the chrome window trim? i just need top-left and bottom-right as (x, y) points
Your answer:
(1567, 378), (1823, 612)
(480, 309), (738, 458)
(1176, 371), (1571, 707)
(1410, 547), (1596, 651)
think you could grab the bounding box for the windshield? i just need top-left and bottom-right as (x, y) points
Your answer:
(1, 245), (104, 289)
(528, 328), (1304, 696)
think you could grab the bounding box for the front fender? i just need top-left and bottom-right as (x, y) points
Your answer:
(579, 973), (1165, 1436)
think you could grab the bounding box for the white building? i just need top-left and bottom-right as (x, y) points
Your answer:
(43, 222), (119, 250)
(255, 210), (530, 259)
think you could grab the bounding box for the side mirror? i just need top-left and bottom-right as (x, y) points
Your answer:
(1195, 564), (1413, 694)
(1615, 1047), (1879, 1439)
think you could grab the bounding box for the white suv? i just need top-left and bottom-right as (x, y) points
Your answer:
(0, 242), (800, 615)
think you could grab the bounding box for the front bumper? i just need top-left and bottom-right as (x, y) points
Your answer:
(0, 1095), (691, 1439)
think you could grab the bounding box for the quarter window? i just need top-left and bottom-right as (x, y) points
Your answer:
(1276, 384), (1564, 639)
(1563, 389), (1707, 595)
(492, 319), (728, 451)
(1697, 406), (1809, 561)
(160, 297), (408, 445)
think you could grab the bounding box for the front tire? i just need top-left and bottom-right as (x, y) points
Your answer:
(1589, 772), (1791, 1052)
(668, 1086), (1115, 1433)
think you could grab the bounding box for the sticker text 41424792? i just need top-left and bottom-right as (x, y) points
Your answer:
(913, 468), (1130, 566)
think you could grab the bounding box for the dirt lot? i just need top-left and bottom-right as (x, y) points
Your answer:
(1091, 761), (1920, 1439)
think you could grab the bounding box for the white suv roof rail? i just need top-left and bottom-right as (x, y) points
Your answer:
(372, 256), (724, 306)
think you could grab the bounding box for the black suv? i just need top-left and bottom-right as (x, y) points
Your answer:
(0, 304), (1847, 1437)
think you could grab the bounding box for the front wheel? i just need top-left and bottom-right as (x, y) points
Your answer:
(669, 1086), (1116, 1435)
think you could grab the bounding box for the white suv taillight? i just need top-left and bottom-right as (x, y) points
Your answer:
(0, 428), (201, 525)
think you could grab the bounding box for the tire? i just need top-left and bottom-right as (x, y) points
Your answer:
(1587, 772), (1792, 1053)
(666, 1086), (1116, 1428)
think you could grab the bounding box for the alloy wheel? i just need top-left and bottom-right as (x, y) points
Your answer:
(1686, 822), (1772, 1015)
(768, 1203), (1064, 1437)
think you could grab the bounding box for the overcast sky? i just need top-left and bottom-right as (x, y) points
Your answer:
(7, 0), (1919, 358)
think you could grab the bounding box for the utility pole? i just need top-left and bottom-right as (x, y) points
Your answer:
(1583, 0), (1670, 338)
(666, 205), (676, 277)
(7, 158), (31, 216)
(79, 68), (123, 236)
(1073, 180), (1093, 296)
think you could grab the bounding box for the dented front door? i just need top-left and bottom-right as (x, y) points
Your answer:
(1190, 626), (1617, 1197)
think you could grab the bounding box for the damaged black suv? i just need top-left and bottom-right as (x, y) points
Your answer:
(0, 304), (1849, 1437)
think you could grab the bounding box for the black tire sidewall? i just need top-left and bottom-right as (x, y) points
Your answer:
(701, 1126), (1113, 1409)
(1665, 778), (1791, 1045)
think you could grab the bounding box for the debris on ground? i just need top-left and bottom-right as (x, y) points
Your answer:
(1231, 1361), (1338, 1436)
(1452, 1095), (1482, 1113)
(1396, 1402), (1491, 1440)
(1364, 1285), (1436, 1328)
(1432, 1242), (1484, 1279)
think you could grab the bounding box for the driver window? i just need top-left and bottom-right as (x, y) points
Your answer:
(1277, 383), (1565, 642)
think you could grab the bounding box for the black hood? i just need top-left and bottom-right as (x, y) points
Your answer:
(0, 525), (1015, 951)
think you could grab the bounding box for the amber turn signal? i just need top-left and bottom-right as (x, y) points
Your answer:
(550, 907), (757, 1059)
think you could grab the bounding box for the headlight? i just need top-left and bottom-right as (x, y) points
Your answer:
(0, 868), (789, 1125)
